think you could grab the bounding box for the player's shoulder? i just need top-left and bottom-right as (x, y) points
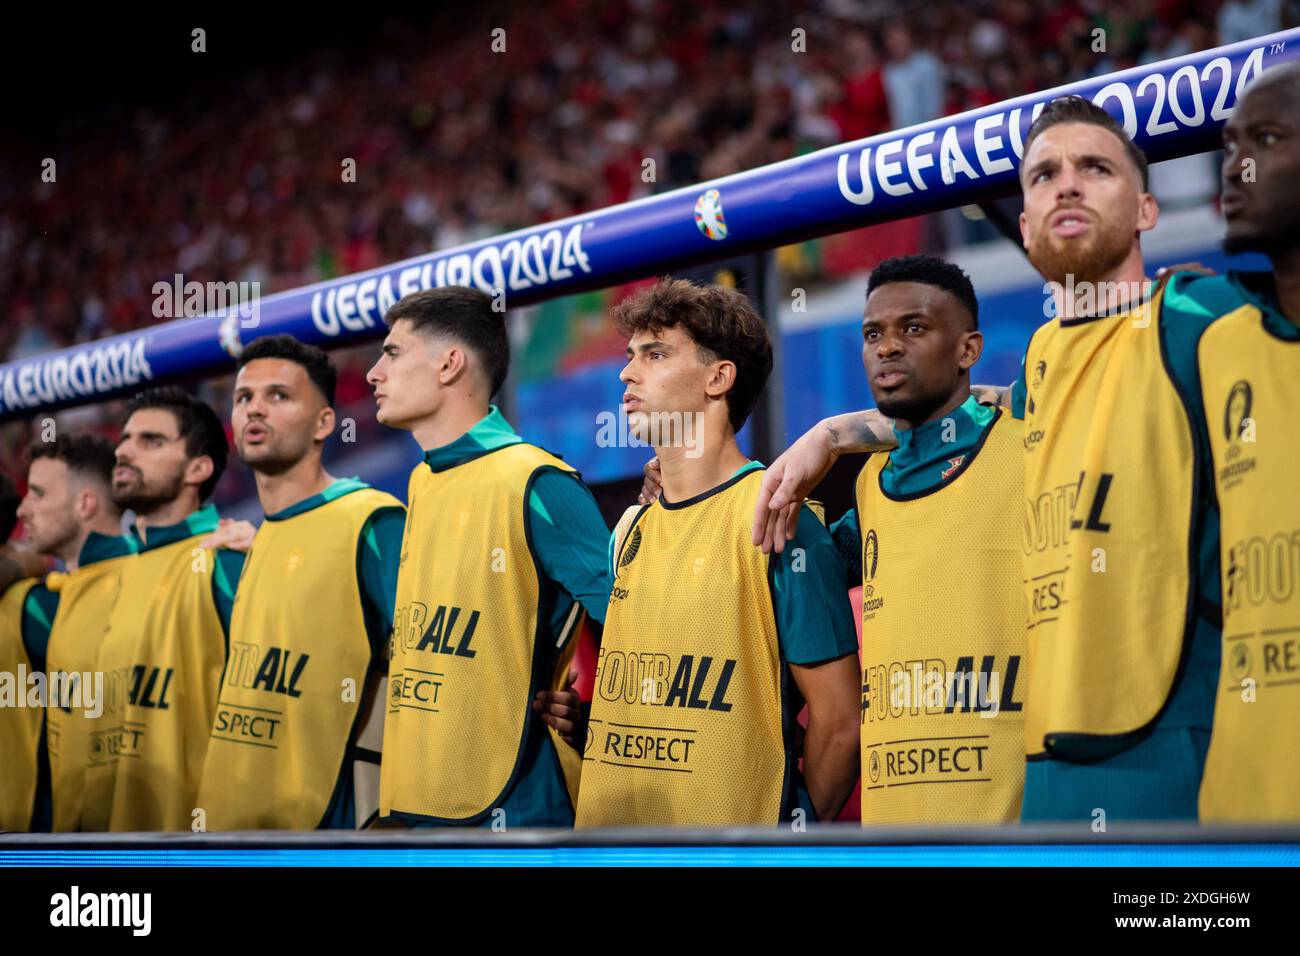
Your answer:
(1160, 270), (1248, 326)
(476, 441), (581, 487)
(351, 485), (404, 512)
(612, 503), (648, 557)
(306, 481), (404, 521)
(989, 403), (1025, 439)
(517, 441), (583, 479)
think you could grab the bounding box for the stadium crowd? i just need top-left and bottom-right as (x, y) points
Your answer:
(0, 0), (1291, 491)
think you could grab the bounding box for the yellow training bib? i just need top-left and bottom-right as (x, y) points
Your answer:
(1021, 287), (1197, 758)
(83, 534), (227, 831)
(0, 579), (41, 831)
(856, 409), (1026, 824)
(45, 555), (133, 831)
(575, 468), (790, 827)
(380, 444), (579, 823)
(1198, 306), (1300, 821)
(197, 486), (402, 830)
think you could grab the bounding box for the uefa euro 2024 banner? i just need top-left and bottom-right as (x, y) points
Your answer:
(1, 30), (1297, 421)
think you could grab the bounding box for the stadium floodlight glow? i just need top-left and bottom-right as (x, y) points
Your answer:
(3, 29), (1298, 422)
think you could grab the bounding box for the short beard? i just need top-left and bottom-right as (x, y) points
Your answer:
(1223, 224), (1281, 257)
(876, 391), (949, 427)
(34, 517), (79, 560)
(112, 469), (186, 516)
(246, 455), (297, 477)
(240, 443), (302, 477)
(1029, 218), (1132, 288)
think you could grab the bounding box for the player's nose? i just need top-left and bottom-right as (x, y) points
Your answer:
(1055, 168), (1083, 200)
(1221, 149), (1248, 185)
(876, 333), (904, 357)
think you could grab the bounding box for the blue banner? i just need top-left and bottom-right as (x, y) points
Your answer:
(3, 30), (1297, 421)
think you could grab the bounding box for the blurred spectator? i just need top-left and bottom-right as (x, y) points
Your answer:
(882, 23), (945, 128)
(1, 0), (1288, 488)
(1217, 0), (1284, 43)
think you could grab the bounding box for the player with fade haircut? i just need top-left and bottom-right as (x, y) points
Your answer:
(576, 278), (859, 828)
(82, 386), (246, 831)
(1192, 62), (1300, 821)
(10, 434), (137, 832)
(195, 334), (406, 830)
(823, 255), (1027, 824)
(740, 94), (1245, 822)
(369, 286), (607, 828)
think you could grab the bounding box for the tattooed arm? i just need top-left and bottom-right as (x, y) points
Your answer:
(752, 409), (899, 554)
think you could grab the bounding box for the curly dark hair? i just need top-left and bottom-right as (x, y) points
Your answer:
(613, 277), (773, 433)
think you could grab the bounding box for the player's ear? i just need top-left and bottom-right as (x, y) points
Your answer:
(1018, 209), (1030, 250)
(958, 329), (983, 371)
(1136, 191), (1159, 234)
(705, 359), (737, 399)
(72, 485), (98, 523)
(437, 345), (468, 387)
(315, 405), (336, 443)
(185, 455), (214, 492)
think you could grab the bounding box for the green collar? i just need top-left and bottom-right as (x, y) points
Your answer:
(1230, 270), (1299, 341)
(891, 395), (992, 455)
(264, 477), (370, 521)
(421, 405), (522, 473)
(883, 395), (994, 495)
(730, 460), (764, 480)
(78, 530), (138, 567)
(131, 503), (221, 552)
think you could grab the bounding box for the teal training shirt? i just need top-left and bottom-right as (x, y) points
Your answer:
(410, 406), (611, 828)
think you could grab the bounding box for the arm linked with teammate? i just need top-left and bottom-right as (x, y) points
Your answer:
(771, 503), (862, 821)
(747, 382), (1021, 554)
(791, 654), (861, 822)
(526, 469), (612, 750)
(752, 410), (897, 555)
(638, 411), (899, 553)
